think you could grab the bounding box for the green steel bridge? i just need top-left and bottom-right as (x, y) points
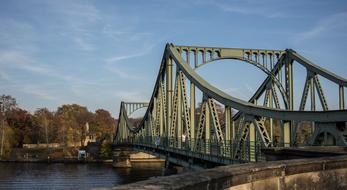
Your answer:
(113, 43), (347, 168)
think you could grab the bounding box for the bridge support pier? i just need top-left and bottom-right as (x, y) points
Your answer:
(113, 150), (132, 168)
(163, 156), (179, 175)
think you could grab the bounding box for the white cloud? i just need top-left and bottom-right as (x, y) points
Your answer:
(113, 90), (149, 102)
(0, 50), (51, 74)
(223, 87), (242, 96)
(45, 0), (101, 24)
(106, 66), (143, 80)
(1, 51), (64, 80)
(294, 12), (347, 43)
(40, 1), (102, 51)
(104, 44), (156, 79)
(245, 84), (254, 94)
(17, 84), (59, 101)
(105, 52), (147, 64)
(223, 86), (253, 100)
(0, 18), (37, 53)
(102, 25), (154, 42)
(206, 0), (289, 19)
(74, 37), (95, 51)
(105, 44), (156, 65)
(0, 50), (99, 96)
(220, 4), (287, 18)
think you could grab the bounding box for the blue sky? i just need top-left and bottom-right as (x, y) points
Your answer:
(0, 0), (346, 117)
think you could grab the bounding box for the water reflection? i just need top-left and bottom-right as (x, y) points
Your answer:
(0, 162), (165, 190)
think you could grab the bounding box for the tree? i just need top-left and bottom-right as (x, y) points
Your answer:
(0, 95), (17, 111)
(6, 108), (34, 146)
(0, 122), (16, 158)
(0, 95), (17, 157)
(33, 108), (54, 145)
(55, 104), (93, 147)
(90, 109), (115, 142)
(99, 141), (112, 159)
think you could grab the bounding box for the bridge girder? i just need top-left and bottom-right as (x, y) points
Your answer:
(114, 43), (347, 163)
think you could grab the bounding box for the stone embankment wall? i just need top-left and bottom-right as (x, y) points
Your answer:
(129, 152), (158, 161)
(102, 155), (347, 190)
(112, 150), (164, 168)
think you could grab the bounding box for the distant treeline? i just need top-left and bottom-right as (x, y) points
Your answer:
(0, 95), (117, 158)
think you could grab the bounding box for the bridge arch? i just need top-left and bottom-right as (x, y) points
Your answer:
(115, 43), (347, 164)
(314, 132), (336, 146)
(194, 57), (289, 109)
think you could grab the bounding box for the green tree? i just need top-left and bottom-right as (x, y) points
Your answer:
(90, 109), (115, 142)
(0, 95), (17, 157)
(6, 108), (34, 146)
(1, 123), (16, 158)
(55, 104), (92, 147)
(99, 142), (112, 159)
(33, 108), (54, 145)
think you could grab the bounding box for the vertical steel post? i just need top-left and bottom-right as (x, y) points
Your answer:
(225, 106), (231, 157)
(284, 58), (293, 146)
(153, 97), (157, 136)
(268, 88), (273, 144)
(166, 57), (173, 141)
(190, 82), (195, 151)
(231, 119), (235, 158)
(310, 76), (316, 133)
(122, 119), (126, 140)
(339, 85), (345, 110)
(177, 72), (182, 149)
(205, 99), (210, 154)
(232, 120), (235, 140)
(310, 77), (316, 111)
(144, 120), (147, 142)
(249, 121), (256, 162)
(194, 50), (198, 68)
(119, 115), (123, 140)
(159, 80), (164, 137)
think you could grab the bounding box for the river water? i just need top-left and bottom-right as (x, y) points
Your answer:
(0, 162), (165, 190)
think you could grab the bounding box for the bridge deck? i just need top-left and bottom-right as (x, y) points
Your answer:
(115, 142), (245, 170)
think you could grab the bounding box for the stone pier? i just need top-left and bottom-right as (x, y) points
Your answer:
(112, 148), (164, 168)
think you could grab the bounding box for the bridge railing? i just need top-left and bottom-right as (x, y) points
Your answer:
(115, 136), (298, 162)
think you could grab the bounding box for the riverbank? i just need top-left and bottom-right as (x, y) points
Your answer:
(1, 146), (112, 163)
(0, 159), (113, 163)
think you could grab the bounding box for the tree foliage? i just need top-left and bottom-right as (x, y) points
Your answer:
(33, 108), (55, 144)
(90, 109), (116, 142)
(0, 95), (17, 111)
(0, 94), (116, 157)
(55, 104), (92, 147)
(99, 142), (112, 159)
(6, 108), (34, 146)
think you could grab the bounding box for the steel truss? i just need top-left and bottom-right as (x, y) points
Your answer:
(115, 44), (347, 163)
